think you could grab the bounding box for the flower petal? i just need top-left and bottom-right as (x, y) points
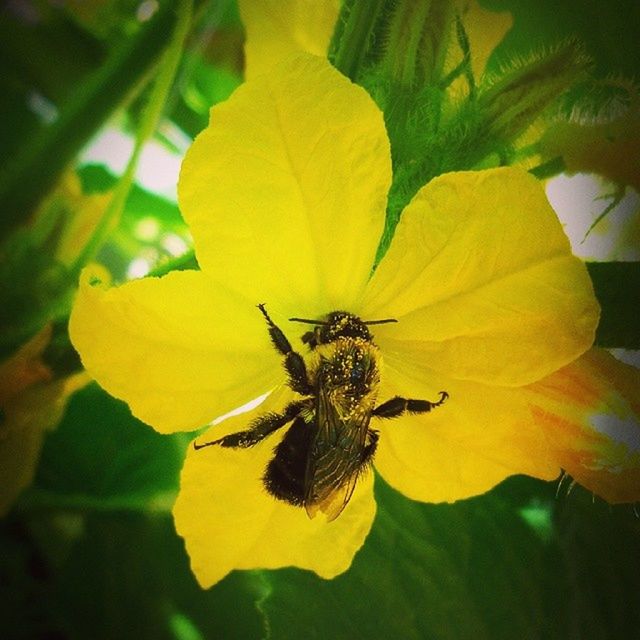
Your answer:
(1, 371), (88, 515)
(540, 105), (640, 193)
(239, 0), (339, 80)
(363, 167), (599, 386)
(173, 388), (376, 588)
(0, 407), (48, 515)
(178, 54), (391, 318)
(373, 361), (559, 503)
(69, 268), (282, 433)
(452, 0), (512, 81)
(526, 348), (640, 503)
(0, 325), (52, 403)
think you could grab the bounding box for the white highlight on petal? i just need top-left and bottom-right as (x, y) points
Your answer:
(587, 412), (640, 473)
(590, 413), (640, 454)
(211, 391), (272, 425)
(609, 349), (640, 369)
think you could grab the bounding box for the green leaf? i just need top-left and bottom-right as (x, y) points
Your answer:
(588, 262), (640, 348)
(23, 383), (187, 511)
(0, 517), (58, 639)
(260, 476), (640, 640)
(49, 513), (267, 640)
(549, 488), (640, 639)
(0, 229), (76, 359)
(1, 511), (267, 640)
(260, 478), (549, 640)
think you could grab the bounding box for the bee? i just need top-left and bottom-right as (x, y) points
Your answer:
(194, 304), (448, 521)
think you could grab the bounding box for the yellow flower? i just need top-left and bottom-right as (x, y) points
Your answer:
(445, 0), (513, 92)
(238, 0), (512, 86)
(70, 55), (600, 587)
(540, 100), (640, 193)
(239, 0), (340, 80)
(52, 172), (112, 267)
(526, 348), (640, 504)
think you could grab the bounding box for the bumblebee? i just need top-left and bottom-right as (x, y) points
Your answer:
(195, 304), (448, 521)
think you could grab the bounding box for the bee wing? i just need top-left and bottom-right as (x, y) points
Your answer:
(305, 476), (358, 522)
(304, 385), (371, 522)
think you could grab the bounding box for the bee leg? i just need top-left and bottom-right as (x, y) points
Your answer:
(257, 304), (313, 395)
(300, 330), (318, 349)
(360, 429), (379, 466)
(193, 400), (308, 450)
(373, 391), (449, 418)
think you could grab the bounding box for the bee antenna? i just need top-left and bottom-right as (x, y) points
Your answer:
(364, 318), (398, 325)
(289, 317), (329, 325)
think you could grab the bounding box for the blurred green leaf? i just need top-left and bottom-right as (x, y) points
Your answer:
(0, 1), (186, 239)
(483, 0), (640, 81)
(78, 164), (184, 228)
(588, 262), (640, 349)
(0, 228), (76, 359)
(550, 488), (640, 639)
(68, 0), (193, 274)
(77, 163), (190, 281)
(0, 3), (103, 122)
(61, 0), (157, 43)
(0, 517), (67, 639)
(168, 7), (244, 138)
(49, 513), (266, 640)
(181, 52), (242, 115)
(23, 383), (186, 511)
(1, 511), (267, 640)
(123, 187), (183, 228)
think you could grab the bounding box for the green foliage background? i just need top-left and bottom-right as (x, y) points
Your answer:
(0, 1), (638, 639)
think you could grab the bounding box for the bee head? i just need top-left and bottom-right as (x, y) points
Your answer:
(319, 312), (371, 343)
(289, 311), (397, 348)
